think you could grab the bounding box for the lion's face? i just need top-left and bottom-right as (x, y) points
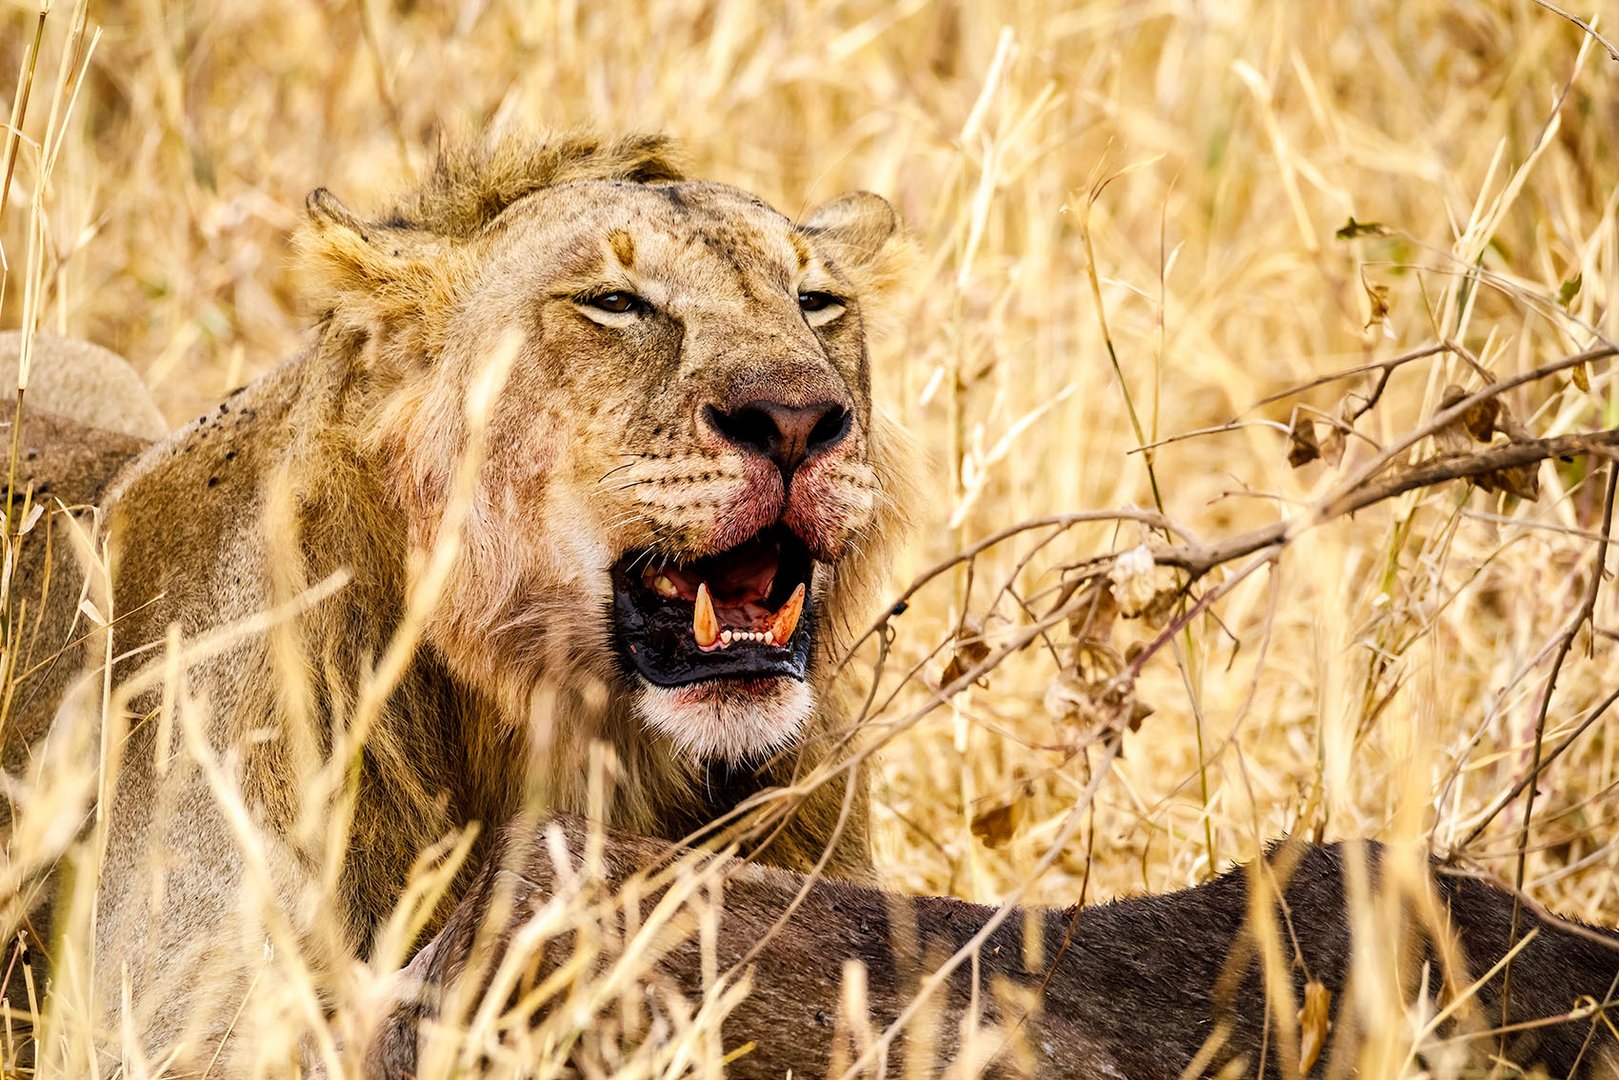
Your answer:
(327, 171), (910, 762)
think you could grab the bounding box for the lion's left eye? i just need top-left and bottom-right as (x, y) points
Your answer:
(586, 291), (647, 315)
(798, 291), (843, 313)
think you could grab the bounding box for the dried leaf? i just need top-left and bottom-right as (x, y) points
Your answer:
(971, 773), (1033, 849)
(970, 801), (1019, 848)
(1049, 569), (1158, 743)
(1572, 362), (1591, 393)
(1286, 413), (1320, 468)
(1298, 981), (1332, 1074)
(1108, 544), (1160, 617)
(1044, 668), (1087, 722)
(1362, 279), (1390, 333)
(1492, 397), (1531, 440)
(1430, 387), (1542, 501)
(1045, 650), (1149, 747)
(1067, 577), (1117, 644)
(1045, 643), (1122, 727)
(1335, 216), (1389, 240)
(1558, 272), (1583, 309)
(940, 618), (993, 689)
(1072, 640), (1123, 686)
(1430, 386), (1542, 501)
(1436, 384), (1499, 452)
(1138, 587), (1182, 628)
(1477, 462), (1542, 501)
(1461, 397), (1498, 443)
(1319, 425), (1345, 467)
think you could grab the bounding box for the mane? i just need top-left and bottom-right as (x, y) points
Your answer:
(297, 129), (687, 330)
(376, 130), (687, 237)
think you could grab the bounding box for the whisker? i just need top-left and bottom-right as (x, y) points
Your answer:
(594, 460), (641, 486)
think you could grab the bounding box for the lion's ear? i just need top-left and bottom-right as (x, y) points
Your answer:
(801, 191), (914, 322)
(803, 191), (897, 255)
(296, 187), (471, 335)
(306, 187), (369, 236)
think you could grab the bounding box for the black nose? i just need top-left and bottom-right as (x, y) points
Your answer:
(703, 399), (852, 482)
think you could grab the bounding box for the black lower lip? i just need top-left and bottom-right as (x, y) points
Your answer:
(609, 535), (816, 688)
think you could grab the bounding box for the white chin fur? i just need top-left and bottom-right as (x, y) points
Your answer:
(637, 678), (814, 762)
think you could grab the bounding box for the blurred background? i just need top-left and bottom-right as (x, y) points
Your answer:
(4, 0), (1618, 926)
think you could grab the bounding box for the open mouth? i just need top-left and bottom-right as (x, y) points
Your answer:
(610, 525), (816, 687)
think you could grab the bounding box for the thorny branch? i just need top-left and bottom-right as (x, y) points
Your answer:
(1156, 425), (1619, 581)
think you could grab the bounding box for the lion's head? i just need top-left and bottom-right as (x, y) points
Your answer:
(299, 133), (914, 763)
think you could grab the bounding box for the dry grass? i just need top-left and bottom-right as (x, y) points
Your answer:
(3, 0), (1619, 1075)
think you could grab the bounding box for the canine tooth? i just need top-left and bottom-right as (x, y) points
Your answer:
(693, 583), (719, 648)
(766, 582), (805, 647)
(653, 574), (678, 598)
(721, 630), (733, 645)
(764, 630), (775, 645)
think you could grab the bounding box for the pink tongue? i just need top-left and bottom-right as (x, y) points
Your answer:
(724, 560), (777, 602)
(702, 543), (779, 604)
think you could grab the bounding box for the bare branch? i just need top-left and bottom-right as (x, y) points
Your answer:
(1152, 427), (1619, 583)
(1498, 463), (1619, 1038)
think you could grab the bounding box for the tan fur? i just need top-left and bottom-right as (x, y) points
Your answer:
(5, 131), (918, 1065)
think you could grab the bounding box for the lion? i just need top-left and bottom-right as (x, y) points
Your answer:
(4, 132), (915, 1066)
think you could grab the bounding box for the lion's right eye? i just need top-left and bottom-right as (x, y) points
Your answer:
(584, 291), (647, 316)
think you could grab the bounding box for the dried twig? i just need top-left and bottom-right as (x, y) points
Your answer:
(1156, 425), (1619, 581)
(1497, 463), (1619, 1042)
(1526, 0), (1619, 65)
(1456, 683), (1619, 849)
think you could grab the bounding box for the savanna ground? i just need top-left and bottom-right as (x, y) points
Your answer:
(4, 0), (1619, 1075)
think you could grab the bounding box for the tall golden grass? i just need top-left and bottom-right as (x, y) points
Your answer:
(4, 0), (1619, 1075)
